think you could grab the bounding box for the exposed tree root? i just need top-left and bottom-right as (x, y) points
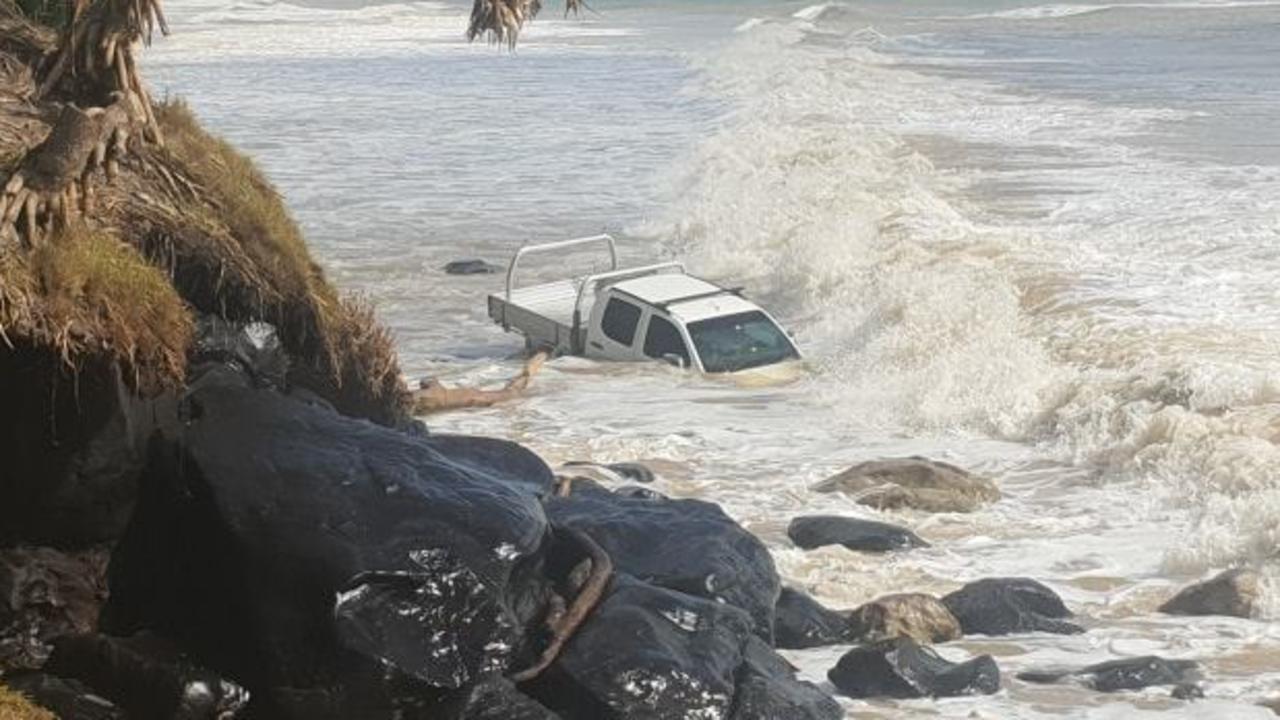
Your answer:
(510, 527), (612, 682)
(411, 351), (547, 415)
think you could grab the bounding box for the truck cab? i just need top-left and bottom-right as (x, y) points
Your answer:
(586, 274), (800, 373)
(487, 234), (801, 374)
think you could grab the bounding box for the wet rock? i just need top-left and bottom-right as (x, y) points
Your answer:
(942, 578), (1083, 636)
(526, 575), (836, 720)
(191, 317), (288, 390)
(812, 456), (999, 513)
(425, 434), (558, 500)
(444, 260), (501, 275)
(0, 546), (109, 670)
(827, 637), (1000, 699)
(103, 365), (554, 711)
(847, 593), (962, 644)
(1260, 696), (1280, 716)
(2, 673), (124, 719)
(1171, 683), (1204, 700)
(1159, 568), (1259, 619)
(462, 676), (560, 719)
(786, 515), (928, 553)
(43, 632), (250, 719)
(546, 485), (780, 642)
(561, 461), (657, 485)
(731, 636), (842, 720)
(773, 587), (854, 650)
(1017, 656), (1200, 692)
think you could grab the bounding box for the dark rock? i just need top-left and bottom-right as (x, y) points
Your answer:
(561, 461), (657, 485)
(44, 632), (250, 719)
(0, 546), (109, 670)
(462, 676), (560, 719)
(773, 587), (854, 650)
(191, 317), (288, 390)
(1171, 683), (1204, 700)
(525, 575), (837, 720)
(2, 672), (124, 719)
(546, 487), (779, 642)
(0, 347), (179, 546)
(526, 575), (751, 719)
(444, 260), (502, 275)
(812, 456), (999, 513)
(423, 434), (557, 500)
(942, 578), (1083, 636)
(847, 593), (961, 644)
(786, 515), (928, 553)
(1159, 568), (1259, 619)
(1017, 656), (1200, 692)
(103, 365), (555, 712)
(731, 636), (842, 720)
(827, 637), (999, 699)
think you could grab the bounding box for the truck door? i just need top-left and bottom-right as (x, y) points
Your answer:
(641, 313), (694, 370)
(589, 295), (644, 360)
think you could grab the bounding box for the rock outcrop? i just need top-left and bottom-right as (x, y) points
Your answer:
(773, 587), (854, 650)
(1159, 568), (1259, 619)
(942, 578), (1083, 636)
(1018, 656), (1200, 693)
(827, 637), (999, 699)
(812, 457), (999, 513)
(787, 515), (928, 553)
(0, 547), (109, 670)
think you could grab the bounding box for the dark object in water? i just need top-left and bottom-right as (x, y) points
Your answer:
(942, 577), (1083, 636)
(1159, 568), (1258, 619)
(546, 481), (780, 642)
(827, 637), (1000, 699)
(1017, 656), (1200, 693)
(444, 259), (502, 275)
(561, 460), (657, 484)
(786, 515), (928, 553)
(773, 587), (854, 650)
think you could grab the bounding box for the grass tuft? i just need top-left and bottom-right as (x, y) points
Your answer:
(0, 684), (55, 720)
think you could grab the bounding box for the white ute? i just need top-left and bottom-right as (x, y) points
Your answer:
(487, 234), (801, 374)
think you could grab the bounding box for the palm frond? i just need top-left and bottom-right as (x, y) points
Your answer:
(467, 0), (582, 48)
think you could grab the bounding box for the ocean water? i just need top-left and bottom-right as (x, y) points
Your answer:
(144, 0), (1280, 716)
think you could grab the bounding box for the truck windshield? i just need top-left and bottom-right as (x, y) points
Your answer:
(687, 311), (799, 373)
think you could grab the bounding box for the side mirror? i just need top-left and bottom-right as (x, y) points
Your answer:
(661, 353), (688, 370)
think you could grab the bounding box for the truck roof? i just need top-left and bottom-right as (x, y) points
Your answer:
(611, 273), (759, 323)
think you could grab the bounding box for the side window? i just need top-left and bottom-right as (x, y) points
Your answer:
(643, 315), (690, 365)
(601, 298), (642, 346)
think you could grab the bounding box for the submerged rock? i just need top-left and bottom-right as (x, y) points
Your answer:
(103, 365), (555, 714)
(773, 587), (854, 650)
(444, 260), (502, 275)
(942, 578), (1083, 636)
(0, 546), (109, 670)
(1018, 656), (1200, 693)
(827, 637), (999, 699)
(847, 593), (962, 644)
(546, 484), (780, 642)
(1159, 568), (1259, 619)
(812, 457), (999, 513)
(786, 515), (928, 553)
(43, 632), (249, 719)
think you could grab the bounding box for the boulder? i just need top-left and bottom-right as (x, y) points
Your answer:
(827, 637), (999, 699)
(731, 636), (842, 720)
(525, 575), (837, 720)
(545, 484), (780, 642)
(812, 457), (999, 513)
(786, 515), (928, 553)
(847, 593), (962, 644)
(444, 260), (502, 275)
(1018, 656), (1200, 692)
(1159, 568), (1259, 619)
(773, 587), (854, 650)
(462, 676), (561, 719)
(942, 578), (1083, 636)
(102, 365), (557, 715)
(0, 546), (109, 670)
(2, 673), (123, 719)
(43, 632), (250, 719)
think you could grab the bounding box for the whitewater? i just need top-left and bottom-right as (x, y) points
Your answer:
(145, 0), (1280, 716)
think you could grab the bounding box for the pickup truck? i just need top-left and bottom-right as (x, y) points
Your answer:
(486, 234), (801, 374)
